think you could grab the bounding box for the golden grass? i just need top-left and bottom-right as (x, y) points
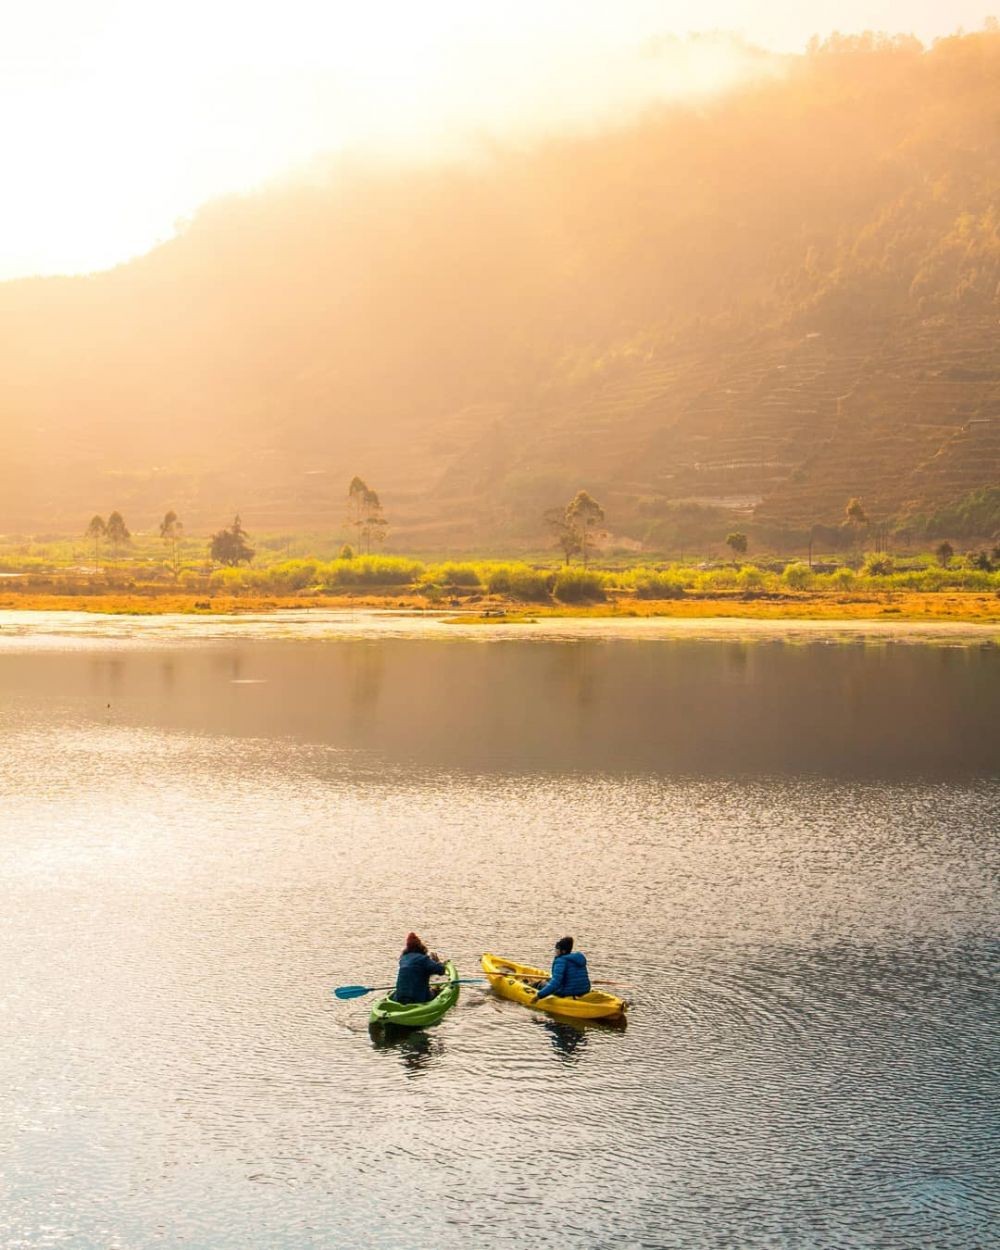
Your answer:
(1, 589), (996, 622)
(449, 592), (1000, 625)
(0, 592), (429, 615)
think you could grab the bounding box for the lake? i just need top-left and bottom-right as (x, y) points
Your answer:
(1, 612), (997, 1249)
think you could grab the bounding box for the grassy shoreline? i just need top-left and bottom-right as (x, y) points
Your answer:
(1, 588), (997, 623)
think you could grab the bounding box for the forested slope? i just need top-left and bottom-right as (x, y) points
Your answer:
(0, 28), (997, 548)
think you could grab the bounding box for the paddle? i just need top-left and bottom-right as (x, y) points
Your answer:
(333, 979), (485, 1000)
(502, 973), (633, 989)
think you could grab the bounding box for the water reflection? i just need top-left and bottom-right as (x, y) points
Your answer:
(726, 642), (750, 676)
(368, 1022), (444, 1075)
(155, 657), (175, 692)
(537, 1015), (628, 1063)
(539, 1019), (589, 1062)
(549, 641), (602, 711)
(349, 644), (385, 731)
(3, 636), (997, 777)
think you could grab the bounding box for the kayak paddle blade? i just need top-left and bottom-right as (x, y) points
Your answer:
(333, 985), (371, 1000)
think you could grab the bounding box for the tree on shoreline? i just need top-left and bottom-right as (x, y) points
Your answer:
(725, 531), (748, 565)
(844, 497), (869, 556)
(159, 510), (183, 578)
(347, 477), (387, 554)
(347, 476), (367, 545)
(544, 506), (582, 564)
(85, 515), (105, 566)
(106, 511), (131, 559)
(362, 488), (387, 553)
(210, 514), (255, 566)
(546, 490), (605, 566)
(566, 491), (605, 567)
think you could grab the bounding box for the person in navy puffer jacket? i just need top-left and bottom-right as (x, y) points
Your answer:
(534, 936), (591, 1000)
(394, 932), (446, 1003)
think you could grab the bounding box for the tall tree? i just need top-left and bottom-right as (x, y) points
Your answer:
(210, 514), (255, 566)
(545, 491), (606, 565)
(360, 487), (387, 554)
(347, 477), (369, 548)
(159, 510), (183, 578)
(726, 531), (748, 564)
(565, 491), (605, 567)
(844, 497), (869, 554)
(347, 477), (387, 553)
(544, 506), (582, 564)
(106, 511), (131, 558)
(85, 515), (106, 566)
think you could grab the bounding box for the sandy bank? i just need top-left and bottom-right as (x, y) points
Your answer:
(0, 588), (996, 625)
(0, 606), (997, 648)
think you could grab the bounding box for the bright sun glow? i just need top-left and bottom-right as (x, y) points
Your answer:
(0, 0), (987, 279)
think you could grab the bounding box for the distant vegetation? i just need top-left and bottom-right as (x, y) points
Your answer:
(544, 491), (607, 565)
(1, 533), (998, 606)
(209, 514), (255, 566)
(904, 487), (1000, 541)
(159, 510), (183, 577)
(50, 487), (997, 591)
(0, 483), (989, 608)
(346, 478), (388, 553)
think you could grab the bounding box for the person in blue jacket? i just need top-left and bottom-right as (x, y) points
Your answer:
(394, 932), (446, 1004)
(534, 936), (591, 1001)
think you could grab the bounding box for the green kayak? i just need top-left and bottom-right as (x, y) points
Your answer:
(369, 960), (460, 1027)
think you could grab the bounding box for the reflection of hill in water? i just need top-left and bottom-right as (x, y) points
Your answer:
(0, 629), (996, 779)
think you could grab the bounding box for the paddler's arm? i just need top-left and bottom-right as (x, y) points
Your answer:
(534, 955), (567, 1001)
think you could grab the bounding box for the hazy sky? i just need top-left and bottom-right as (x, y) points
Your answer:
(0, 1), (993, 279)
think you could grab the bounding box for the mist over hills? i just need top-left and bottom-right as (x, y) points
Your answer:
(1, 28), (998, 550)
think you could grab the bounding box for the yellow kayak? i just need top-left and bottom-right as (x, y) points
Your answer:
(481, 952), (627, 1021)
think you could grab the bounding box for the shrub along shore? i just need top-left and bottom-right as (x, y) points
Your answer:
(0, 554), (998, 621)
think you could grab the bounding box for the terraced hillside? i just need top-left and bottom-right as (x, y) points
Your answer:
(0, 29), (998, 548)
(433, 312), (999, 546)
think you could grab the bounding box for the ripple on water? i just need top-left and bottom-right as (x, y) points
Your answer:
(1, 641), (997, 1249)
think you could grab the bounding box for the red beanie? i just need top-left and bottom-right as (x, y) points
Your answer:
(404, 932), (422, 952)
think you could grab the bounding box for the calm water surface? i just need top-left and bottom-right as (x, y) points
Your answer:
(1, 614), (997, 1249)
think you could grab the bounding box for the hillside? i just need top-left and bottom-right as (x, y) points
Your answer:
(0, 28), (998, 549)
